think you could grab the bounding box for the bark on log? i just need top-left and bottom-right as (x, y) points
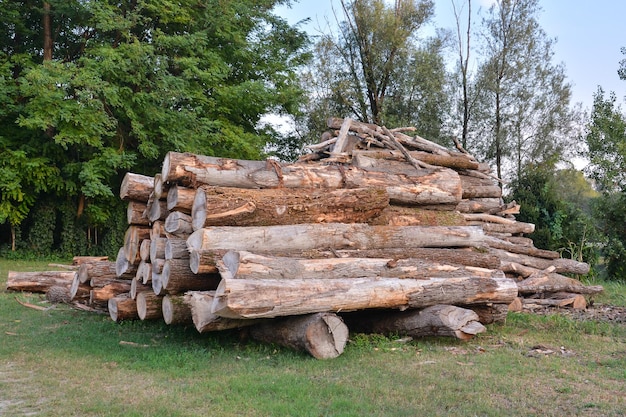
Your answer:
(123, 226), (151, 265)
(352, 149), (479, 170)
(78, 260), (122, 284)
(219, 250), (503, 281)
(72, 256), (109, 265)
(161, 259), (221, 294)
(89, 281), (132, 308)
(516, 273), (603, 295)
(489, 248), (590, 275)
(116, 247), (138, 278)
(368, 205), (467, 226)
(69, 274), (90, 301)
(462, 303), (510, 324)
(191, 186), (389, 229)
(162, 294), (193, 325)
(484, 236), (560, 259)
(150, 237), (167, 264)
(459, 175), (502, 199)
(139, 239), (151, 262)
(136, 292), (163, 320)
(164, 211), (194, 236)
(151, 220), (166, 241)
(108, 293), (139, 322)
(456, 198), (504, 214)
(522, 294), (587, 309)
(127, 200), (149, 225)
(165, 238), (189, 260)
(248, 313), (349, 359)
(341, 305), (486, 341)
(120, 172), (153, 202)
(189, 250), (221, 274)
(167, 185), (195, 214)
(148, 199), (169, 223)
(187, 224), (486, 253)
(187, 291), (259, 333)
(130, 277), (152, 300)
(161, 152), (462, 206)
(475, 221), (535, 235)
(211, 274), (518, 319)
(6, 271), (76, 293)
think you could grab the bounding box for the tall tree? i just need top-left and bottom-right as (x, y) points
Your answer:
(472, 0), (576, 182)
(0, 0), (310, 253)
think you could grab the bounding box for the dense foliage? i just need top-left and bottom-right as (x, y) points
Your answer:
(0, 0), (310, 255)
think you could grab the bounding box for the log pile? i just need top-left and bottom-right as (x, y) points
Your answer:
(5, 117), (602, 359)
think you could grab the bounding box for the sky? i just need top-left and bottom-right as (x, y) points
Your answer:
(275, 0), (626, 111)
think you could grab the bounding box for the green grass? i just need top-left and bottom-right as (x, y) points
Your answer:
(1, 259), (625, 416)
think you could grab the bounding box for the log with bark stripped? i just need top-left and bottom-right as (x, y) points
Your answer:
(191, 186), (389, 229)
(211, 274), (517, 319)
(120, 172), (153, 202)
(341, 305), (486, 341)
(6, 271), (76, 293)
(248, 312), (349, 359)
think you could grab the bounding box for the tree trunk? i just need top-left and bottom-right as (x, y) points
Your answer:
(123, 226), (151, 265)
(368, 205), (467, 226)
(484, 235), (560, 259)
(120, 172), (154, 202)
(489, 248), (590, 275)
(165, 238), (189, 260)
(161, 152), (462, 206)
(162, 294), (193, 325)
(218, 250), (504, 281)
(150, 237), (167, 264)
(116, 247), (138, 278)
(187, 224), (486, 253)
(89, 281), (132, 308)
(352, 149), (479, 170)
(127, 200), (149, 226)
(164, 211), (194, 236)
(108, 293), (139, 322)
(6, 271), (76, 293)
(341, 305), (486, 341)
(69, 274), (90, 301)
(191, 186), (389, 229)
(516, 273), (603, 295)
(459, 174), (502, 199)
(166, 185), (196, 214)
(77, 260), (122, 284)
(211, 274), (517, 319)
(248, 313), (349, 359)
(186, 291), (260, 333)
(130, 277), (152, 300)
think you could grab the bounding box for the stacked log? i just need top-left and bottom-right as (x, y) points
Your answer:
(5, 117), (602, 358)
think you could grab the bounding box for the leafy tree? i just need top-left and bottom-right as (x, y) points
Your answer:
(0, 0), (310, 253)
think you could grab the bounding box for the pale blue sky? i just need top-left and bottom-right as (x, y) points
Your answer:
(275, 0), (626, 110)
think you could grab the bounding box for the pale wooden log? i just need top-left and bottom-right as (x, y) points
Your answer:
(136, 292), (163, 320)
(211, 274), (518, 319)
(475, 221), (535, 235)
(190, 246), (500, 274)
(130, 277), (152, 300)
(463, 213), (516, 225)
(116, 247), (137, 278)
(187, 224), (486, 254)
(459, 174), (502, 199)
(120, 172), (153, 202)
(501, 262), (539, 278)
(6, 271), (76, 293)
(342, 305), (486, 341)
(139, 239), (151, 262)
(192, 186), (389, 230)
(456, 198), (507, 214)
(89, 281), (132, 308)
(248, 313), (349, 359)
(162, 294), (193, 325)
(164, 211), (193, 236)
(72, 256), (108, 265)
(484, 236), (560, 259)
(108, 293), (138, 322)
(123, 226), (151, 265)
(150, 237), (167, 264)
(138, 261), (153, 285)
(350, 152), (434, 176)
(78, 260), (117, 284)
(167, 185), (195, 214)
(161, 152), (462, 206)
(127, 200), (149, 226)
(368, 205), (467, 227)
(187, 291), (259, 332)
(153, 173), (169, 201)
(148, 199), (169, 223)
(90, 276), (133, 289)
(328, 117), (353, 157)
(522, 294), (587, 309)
(151, 220), (166, 241)
(219, 250), (503, 281)
(165, 238), (189, 260)
(352, 149), (479, 170)
(151, 271), (164, 295)
(161, 259), (221, 294)
(489, 248), (590, 275)
(69, 274), (90, 301)
(516, 273), (603, 295)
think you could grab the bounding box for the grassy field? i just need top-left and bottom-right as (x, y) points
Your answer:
(1, 259), (625, 417)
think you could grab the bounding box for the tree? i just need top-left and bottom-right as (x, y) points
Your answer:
(471, 0), (576, 183)
(0, 0), (310, 253)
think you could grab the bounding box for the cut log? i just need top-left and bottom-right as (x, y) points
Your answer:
(248, 312), (349, 359)
(219, 250), (504, 281)
(150, 237), (167, 264)
(108, 293), (139, 322)
(188, 250), (221, 274)
(151, 220), (166, 241)
(130, 277), (152, 300)
(127, 200), (149, 226)
(522, 294), (587, 309)
(123, 226), (151, 265)
(116, 247), (138, 278)
(139, 239), (151, 262)
(161, 259), (221, 294)
(165, 238), (189, 260)
(341, 305), (486, 341)
(475, 221), (535, 235)
(352, 149), (479, 170)
(191, 186), (389, 229)
(459, 175), (502, 199)
(89, 281), (132, 308)
(77, 260), (121, 284)
(69, 274), (90, 301)
(166, 185), (196, 214)
(187, 291), (259, 333)
(6, 271), (76, 293)
(187, 224), (486, 253)
(162, 294), (193, 325)
(161, 152), (462, 206)
(462, 303), (510, 324)
(120, 172), (153, 202)
(483, 236), (560, 259)
(211, 274), (518, 319)
(72, 256), (108, 265)
(147, 199), (169, 223)
(489, 248), (590, 275)
(516, 273), (603, 295)
(153, 173), (168, 200)
(164, 211), (194, 236)
(136, 292), (163, 320)
(369, 205), (467, 226)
